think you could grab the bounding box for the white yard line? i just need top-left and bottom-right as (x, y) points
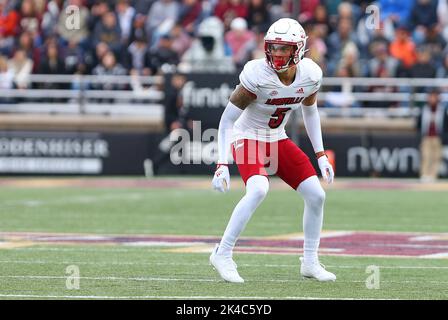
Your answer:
(11, 247), (143, 252)
(0, 274), (447, 285)
(0, 260), (447, 269)
(2, 192), (147, 208)
(0, 275), (216, 282)
(0, 294), (400, 300)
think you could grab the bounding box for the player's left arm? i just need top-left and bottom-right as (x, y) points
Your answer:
(301, 91), (334, 184)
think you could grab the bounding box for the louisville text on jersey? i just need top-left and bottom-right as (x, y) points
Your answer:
(265, 97), (304, 105)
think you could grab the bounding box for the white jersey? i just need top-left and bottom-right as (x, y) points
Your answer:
(233, 57), (322, 142)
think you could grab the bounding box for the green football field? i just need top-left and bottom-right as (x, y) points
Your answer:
(0, 177), (447, 300)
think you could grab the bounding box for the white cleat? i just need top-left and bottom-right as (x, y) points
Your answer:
(300, 257), (336, 282)
(209, 244), (244, 283)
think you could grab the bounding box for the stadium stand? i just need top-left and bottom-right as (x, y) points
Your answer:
(0, 1), (446, 117)
(0, 0), (447, 172)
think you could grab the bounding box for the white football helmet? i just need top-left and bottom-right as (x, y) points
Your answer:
(264, 18), (308, 73)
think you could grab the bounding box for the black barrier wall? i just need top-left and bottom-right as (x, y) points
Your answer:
(164, 72), (239, 130)
(297, 133), (445, 178)
(0, 131), (156, 175)
(150, 132), (448, 178)
(1, 131), (447, 178)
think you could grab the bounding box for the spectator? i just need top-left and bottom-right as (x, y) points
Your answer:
(14, 31), (41, 72)
(0, 0), (442, 96)
(438, 0), (448, 41)
(196, 0), (215, 21)
(0, 0), (19, 55)
(365, 42), (399, 108)
(38, 42), (66, 76)
(225, 17), (256, 68)
(214, 0), (249, 30)
(128, 13), (148, 44)
(145, 0), (179, 47)
(321, 0), (343, 29)
(337, 1), (355, 21)
(147, 73), (189, 176)
(38, 42), (67, 101)
(417, 88), (448, 183)
(0, 55), (13, 103)
(57, 0), (90, 49)
(19, 0), (42, 41)
(368, 42), (398, 77)
(390, 26), (417, 74)
(409, 0), (438, 33)
(115, 0), (136, 46)
(409, 46), (436, 80)
(0, 55), (14, 91)
(246, 0), (271, 33)
(89, 0), (110, 31)
(356, 3), (383, 55)
(126, 35), (151, 75)
(379, 0), (414, 27)
(146, 34), (179, 74)
(163, 73), (187, 132)
(8, 49), (33, 89)
(93, 10), (122, 56)
(436, 54), (448, 78)
(379, 0), (415, 41)
(409, 47), (437, 98)
(92, 51), (127, 97)
(248, 29), (266, 60)
(146, 0), (179, 31)
(305, 24), (328, 70)
(423, 25), (447, 66)
(64, 38), (88, 74)
(41, 0), (63, 38)
(335, 41), (362, 78)
(337, 2), (368, 58)
(169, 23), (193, 58)
(178, 16), (235, 73)
(177, 0), (202, 34)
(297, 0), (320, 24)
(264, 0), (283, 22)
(367, 24), (391, 59)
(326, 18), (360, 76)
(132, 0), (155, 16)
(308, 4), (331, 36)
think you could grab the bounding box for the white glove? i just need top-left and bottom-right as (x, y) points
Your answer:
(317, 156), (334, 184)
(212, 165), (230, 192)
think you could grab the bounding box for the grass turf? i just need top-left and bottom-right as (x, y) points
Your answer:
(0, 178), (447, 299)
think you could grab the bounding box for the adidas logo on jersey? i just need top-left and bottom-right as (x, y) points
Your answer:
(296, 88), (304, 94)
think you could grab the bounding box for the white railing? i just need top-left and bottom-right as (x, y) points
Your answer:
(323, 77), (448, 87)
(26, 74), (164, 85)
(0, 74), (165, 115)
(320, 77), (448, 107)
(0, 74), (447, 117)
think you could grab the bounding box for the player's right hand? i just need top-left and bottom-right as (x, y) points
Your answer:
(318, 155), (334, 184)
(212, 164), (230, 193)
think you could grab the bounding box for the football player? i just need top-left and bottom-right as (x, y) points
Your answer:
(210, 18), (336, 283)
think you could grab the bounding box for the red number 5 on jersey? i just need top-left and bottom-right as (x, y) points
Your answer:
(268, 107), (291, 129)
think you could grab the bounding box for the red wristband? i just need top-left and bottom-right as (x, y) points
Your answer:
(315, 151), (327, 159)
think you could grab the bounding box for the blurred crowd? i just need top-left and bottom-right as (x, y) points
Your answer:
(0, 0), (447, 97)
